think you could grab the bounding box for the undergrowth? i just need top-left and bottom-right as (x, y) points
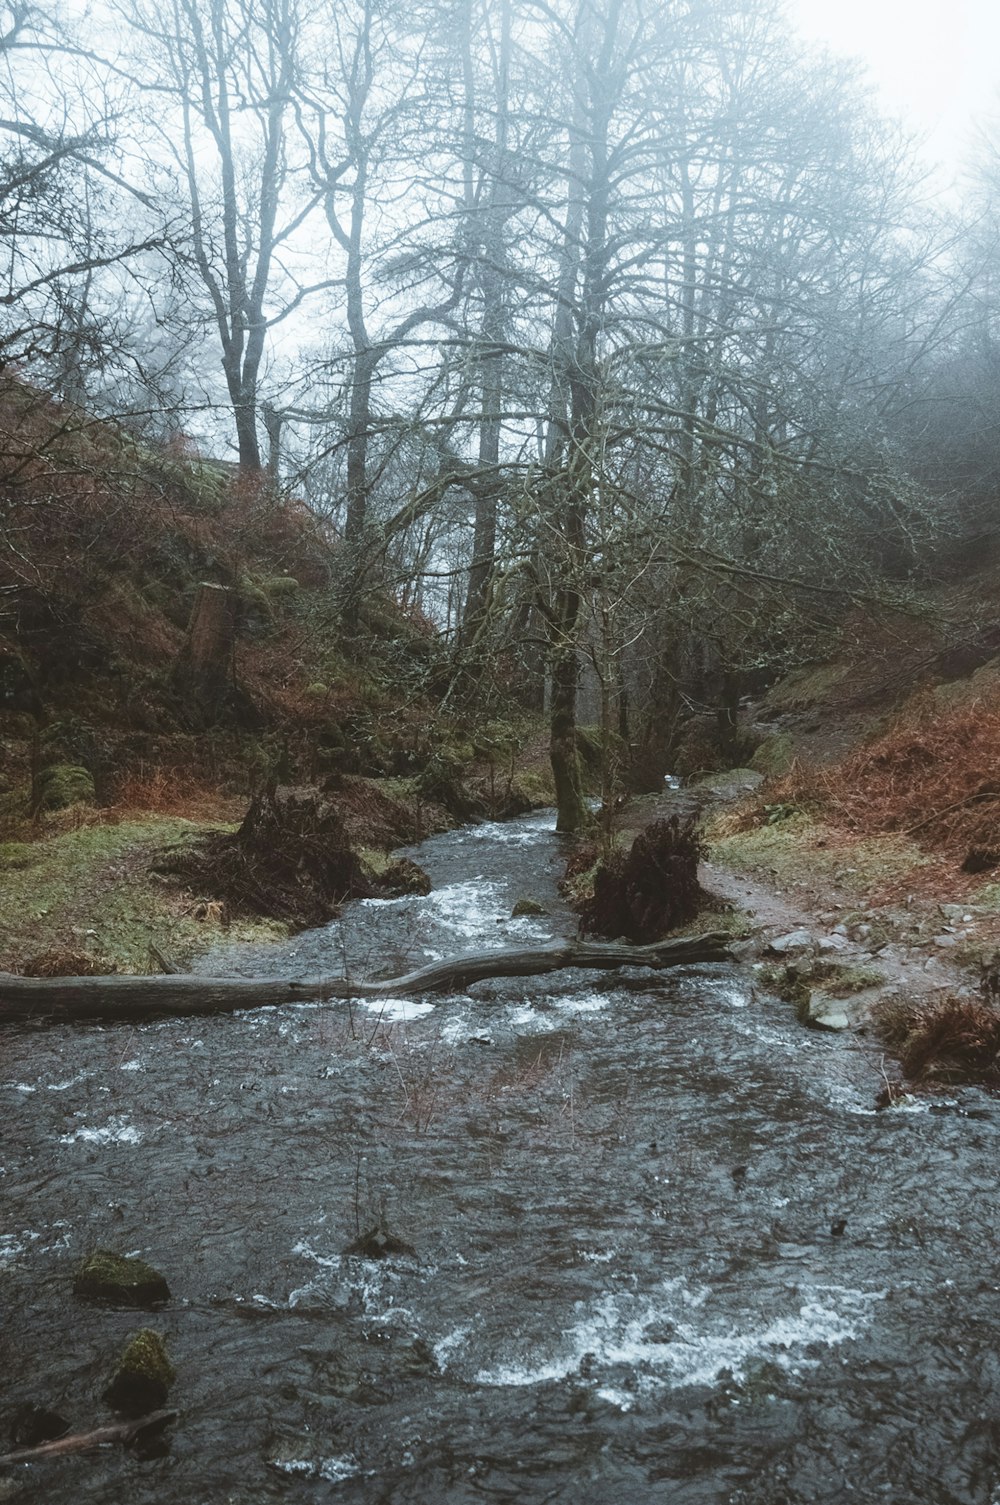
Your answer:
(767, 689), (1000, 867)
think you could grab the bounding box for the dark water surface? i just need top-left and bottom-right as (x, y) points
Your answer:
(3, 811), (1000, 1502)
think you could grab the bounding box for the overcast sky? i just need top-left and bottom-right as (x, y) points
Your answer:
(785, 0), (1000, 184)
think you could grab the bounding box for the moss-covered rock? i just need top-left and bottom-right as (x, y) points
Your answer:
(758, 963), (812, 1018)
(512, 897), (546, 917)
(35, 763), (96, 811)
(376, 857), (432, 897)
(262, 575), (301, 601)
(104, 1329), (175, 1415)
(74, 1250), (170, 1307)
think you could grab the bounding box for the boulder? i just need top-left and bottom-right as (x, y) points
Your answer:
(804, 994), (852, 1031)
(512, 897), (546, 917)
(74, 1250), (170, 1308)
(104, 1330), (175, 1415)
(376, 858), (432, 897)
(768, 929), (815, 956)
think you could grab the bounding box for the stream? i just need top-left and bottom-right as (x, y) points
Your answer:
(3, 809), (1000, 1502)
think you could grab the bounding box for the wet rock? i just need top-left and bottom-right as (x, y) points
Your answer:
(396, 1337), (439, 1376)
(9, 1403), (69, 1449)
(809, 1009), (851, 1032)
(817, 933), (848, 953)
(376, 857), (432, 897)
(511, 897), (546, 917)
(768, 929), (814, 955)
(343, 1224), (417, 1261)
(104, 1329), (175, 1415)
(74, 1250), (170, 1307)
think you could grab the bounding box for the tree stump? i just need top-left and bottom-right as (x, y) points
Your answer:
(172, 582), (236, 724)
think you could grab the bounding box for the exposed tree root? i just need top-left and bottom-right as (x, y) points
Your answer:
(579, 816), (709, 943)
(158, 784), (376, 928)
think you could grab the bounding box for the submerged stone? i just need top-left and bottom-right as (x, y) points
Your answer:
(9, 1403), (69, 1449)
(104, 1329), (175, 1415)
(343, 1224), (417, 1261)
(74, 1250), (170, 1307)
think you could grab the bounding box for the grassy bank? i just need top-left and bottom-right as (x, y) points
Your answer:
(0, 813), (291, 975)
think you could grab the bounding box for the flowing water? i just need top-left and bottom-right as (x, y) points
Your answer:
(3, 811), (1000, 1502)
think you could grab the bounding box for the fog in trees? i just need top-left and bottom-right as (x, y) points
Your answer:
(1, 0), (993, 827)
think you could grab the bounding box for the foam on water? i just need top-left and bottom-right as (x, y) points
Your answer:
(469, 1277), (884, 1393)
(58, 1115), (143, 1146)
(460, 815), (557, 846)
(422, 879), (506, 939)
(550, 990), (608, 1016)
(355, 997), (436, 1022)
(0, 1231), (39, 1263)
(271, 1454), (362, 1483)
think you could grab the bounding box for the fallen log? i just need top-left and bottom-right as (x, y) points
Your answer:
(0, 933), (732, 1025)
(0, 1409), (175, 1465)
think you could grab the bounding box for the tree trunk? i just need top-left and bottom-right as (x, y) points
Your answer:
(0, 934), (732, 1025)
(550, 643), (589, 833)
(172, 583), (235, 723)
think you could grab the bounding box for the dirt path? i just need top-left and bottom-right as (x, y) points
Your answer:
(625, 775), (986, 1028)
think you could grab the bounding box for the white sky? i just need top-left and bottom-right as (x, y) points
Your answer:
(785, 0), (1000, 185)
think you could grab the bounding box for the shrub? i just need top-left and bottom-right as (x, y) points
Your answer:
(898, 996), (1000, 1085)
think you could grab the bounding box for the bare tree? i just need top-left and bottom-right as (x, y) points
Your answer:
(119, 0), (329, 475)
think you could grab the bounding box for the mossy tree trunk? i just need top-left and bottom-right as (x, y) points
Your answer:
(550, 639), (589, 834)
(172, 583), (235, 724)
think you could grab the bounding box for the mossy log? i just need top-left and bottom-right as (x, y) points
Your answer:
(0, 934), (732, 1025)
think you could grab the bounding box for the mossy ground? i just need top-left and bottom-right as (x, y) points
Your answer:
(704, 808), (933, 901)
(0, 814), (287, 974)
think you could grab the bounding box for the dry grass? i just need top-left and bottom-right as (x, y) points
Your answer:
(111, 766), (239, 822)
(875, 993), (1000, 1086)
(771, 691), (1000, 867)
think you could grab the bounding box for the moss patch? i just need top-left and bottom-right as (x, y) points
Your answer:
(762, 661), (850, 713)
(706, 813), (930, 898)
(749, 733), (795, 777)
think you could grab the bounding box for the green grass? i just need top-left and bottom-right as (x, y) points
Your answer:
(706, 813), (930, 897)
(0, 816), (286, 974)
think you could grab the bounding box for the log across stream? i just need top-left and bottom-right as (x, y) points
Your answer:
(0, 933), (732, 1024)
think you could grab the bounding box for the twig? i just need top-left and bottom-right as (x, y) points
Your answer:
(905, 789), (1000, 837)
(0, 1410), (175, 1465)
